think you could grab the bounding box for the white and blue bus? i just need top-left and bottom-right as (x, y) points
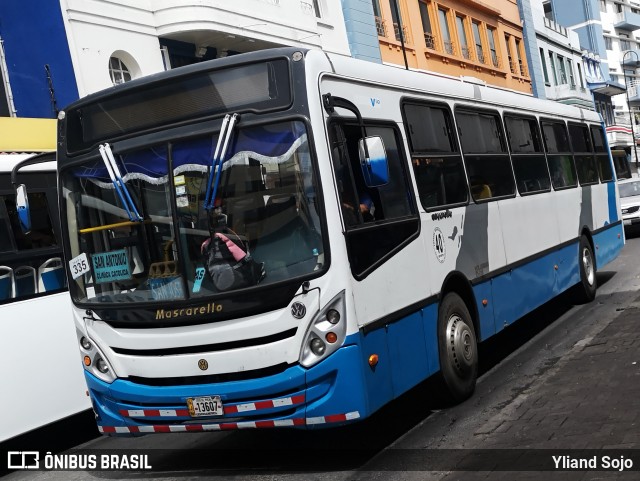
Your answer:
(0, 153), (90, 443)
(52, 47), (623, 434)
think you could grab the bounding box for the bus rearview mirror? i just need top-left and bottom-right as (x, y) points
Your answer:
(358, 136), (389, 187)
(15, 184), (32, 234)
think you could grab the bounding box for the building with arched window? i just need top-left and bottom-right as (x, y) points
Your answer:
(0, 0), (352, 117)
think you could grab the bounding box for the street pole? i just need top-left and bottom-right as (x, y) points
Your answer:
(391, 0), (409, 70)
(624, 49), (639, 173)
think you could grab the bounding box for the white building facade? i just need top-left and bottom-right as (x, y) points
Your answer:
(535, 0), (594, 109)
(598, 0), (640, 152)
(60, 0), (352, 97)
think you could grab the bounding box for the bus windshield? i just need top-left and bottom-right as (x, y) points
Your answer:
(60, 120), (324, 305)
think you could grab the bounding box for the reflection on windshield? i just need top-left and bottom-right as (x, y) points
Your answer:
(61, 120), (324, 304)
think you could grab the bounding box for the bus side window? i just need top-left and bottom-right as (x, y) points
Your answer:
(504, 114), (551, 195)
(455, 108), (515, 201)
(0, 186), (64, 302)
(402, 102), (468, 209)
(590, 125), (614, 182)
(569, 123), (599, 186)
(541, 120), (578, 190)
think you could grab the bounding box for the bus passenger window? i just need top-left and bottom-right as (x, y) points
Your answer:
(403, 102), (468, 209)
(2, 193), (57, 250)
(590, 125), (614, 182)
(541, 120), (578, 190)
(455, 109), (515, 201)
(569, 123), (599, 185)
(504, 115), (550, 195)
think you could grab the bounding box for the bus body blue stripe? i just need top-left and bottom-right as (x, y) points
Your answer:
(608, 181), (619, 223)
(594, 222), (624, 269)
(490, 242), (578, 333)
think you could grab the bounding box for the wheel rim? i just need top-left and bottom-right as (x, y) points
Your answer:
(582, 246), (595, 286)
(446, 314), (475, 376)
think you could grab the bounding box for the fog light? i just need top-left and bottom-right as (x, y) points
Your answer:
(310, 338), (326, 356)
(325, 332), (338, 343)
(80, 336), (91, 350)
(96, 358), (109, 373)
(326, 309), (340, 324)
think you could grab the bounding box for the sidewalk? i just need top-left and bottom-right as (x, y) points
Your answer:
(467, 297), (640, 451)
(426, 294), (640, 479)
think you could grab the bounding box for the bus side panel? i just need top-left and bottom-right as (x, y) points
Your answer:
(491, 254), (558, 331)
(555, 242), (581, 292)
(421, 303), (440, 375)
(472, 281), (496, 341)
(594, 223), (624, 270)
(387, 310), (428, 396)
(360, 327), (394, 415)
(0, 293), (90, 442)
(359, 304), (441, 414)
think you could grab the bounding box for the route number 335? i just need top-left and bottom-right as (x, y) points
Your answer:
(69, 252), (91, 279)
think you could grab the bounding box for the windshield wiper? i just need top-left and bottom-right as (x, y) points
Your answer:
(203, 113), (238, 211)
(98, 143), (143, 222)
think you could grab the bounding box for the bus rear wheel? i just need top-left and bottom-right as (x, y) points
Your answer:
(437, 292), (478, 403)
(573, 235), (597, 304)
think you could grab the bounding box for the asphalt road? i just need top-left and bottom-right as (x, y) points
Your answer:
(5, 232), (640, 480)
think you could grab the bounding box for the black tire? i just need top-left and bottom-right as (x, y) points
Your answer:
(572, 235), (597, 304)
(437, 292), (478, 403)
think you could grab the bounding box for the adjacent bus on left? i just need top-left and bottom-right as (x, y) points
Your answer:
(0, 152), (90, 443)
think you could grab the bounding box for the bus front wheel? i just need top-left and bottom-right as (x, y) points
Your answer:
(573, 235), (597, 304)
(437, 292), (478, 403)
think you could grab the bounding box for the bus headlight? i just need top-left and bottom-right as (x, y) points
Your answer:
(80, 336), (92, 350)
(96, 357), (109, 374)
(299, 290), (347, 368)
(77, 330), (116, 383)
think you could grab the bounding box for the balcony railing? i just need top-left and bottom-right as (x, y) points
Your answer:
(460, 45), (471, 60)
(424, 32), (438, 50)
(443, 40), (455, 55)
(375, 16), (387, 37)
(475, 46), (485, 64)
(615, 10), (640, 30)
(543, 17), (568, 36)
(490, 51), (501, 68)
(509, 58), (518, 74)
(519, 61), (529, 77)
(393, 23), (411, 43)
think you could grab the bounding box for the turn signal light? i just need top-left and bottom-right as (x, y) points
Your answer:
(368, 354), (379, 367)
(83, 356), (91, 366)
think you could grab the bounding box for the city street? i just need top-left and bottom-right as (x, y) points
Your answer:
(3, 232), (640, 480)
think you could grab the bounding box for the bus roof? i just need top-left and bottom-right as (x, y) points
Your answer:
(0, 153), (56, 173)
(320, 50), (601, 123)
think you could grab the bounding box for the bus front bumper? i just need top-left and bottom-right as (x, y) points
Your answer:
(85, 343), (367, 434)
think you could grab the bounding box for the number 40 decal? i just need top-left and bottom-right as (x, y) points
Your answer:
(433, 228), (446, 264)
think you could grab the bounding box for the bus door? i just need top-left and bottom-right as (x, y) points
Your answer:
(324, 95), (421, 328)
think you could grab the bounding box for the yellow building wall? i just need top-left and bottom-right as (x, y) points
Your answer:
(375, 0), (531, 94)
(0, 117), (57, 152)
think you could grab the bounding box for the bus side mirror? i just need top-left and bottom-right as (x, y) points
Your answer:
(15, 184), (31, 234)
(358, 136), (389, 187)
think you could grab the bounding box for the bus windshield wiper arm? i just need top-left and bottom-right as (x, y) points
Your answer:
(204, 113), (238, 210)
(98, 143), (143, 222)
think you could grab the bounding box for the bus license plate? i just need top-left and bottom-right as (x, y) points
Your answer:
(187, 396), (223, 417)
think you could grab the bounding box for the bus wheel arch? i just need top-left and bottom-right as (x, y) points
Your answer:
(437, 274), (479, 403)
